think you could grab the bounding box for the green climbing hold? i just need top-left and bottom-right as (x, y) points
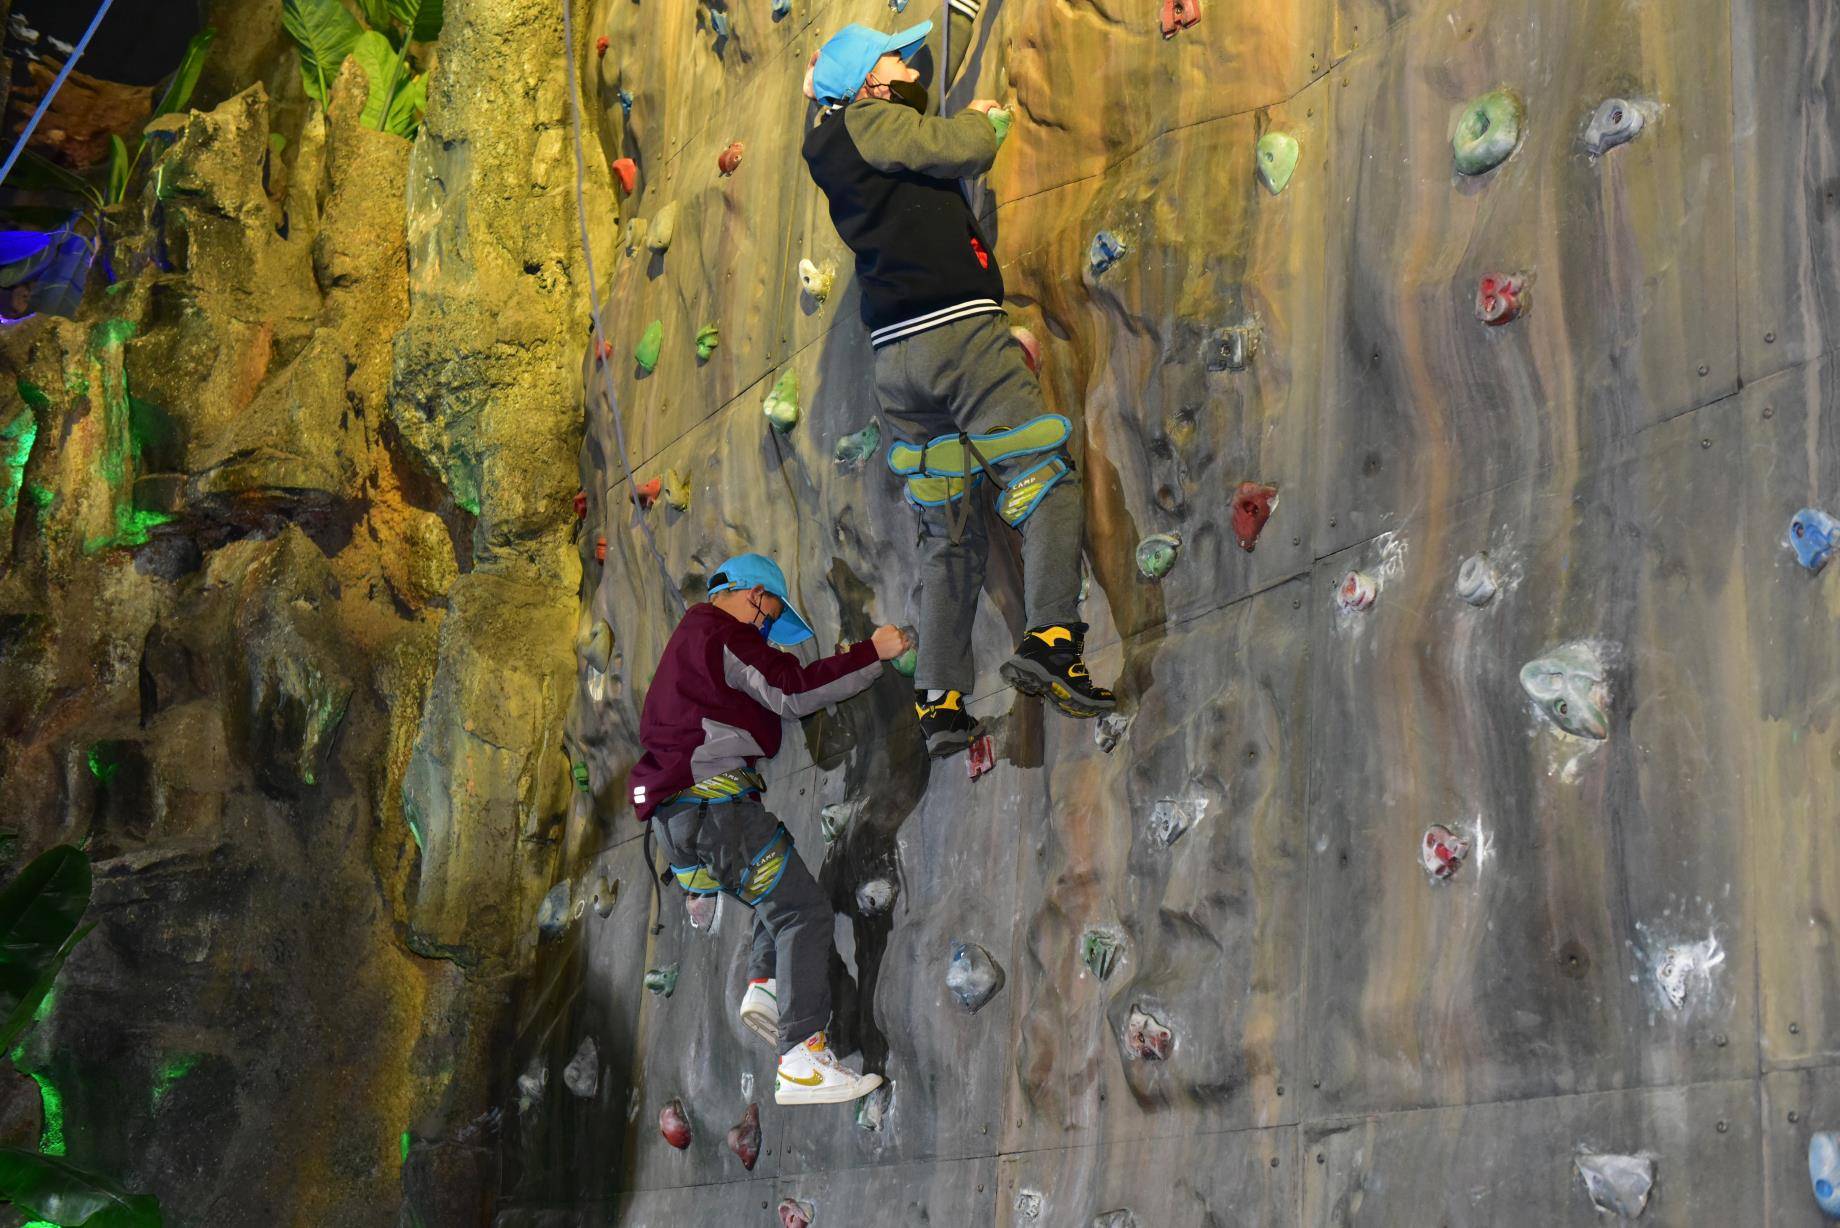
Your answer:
(572, 761), (591, 792)
(1256, 132), (1299, 196)
(1135, 532), (1181, 580)
(1452, 90), (1524, 176)
(833, 420), (881, 469)
(695, 324), (720, 360)
(892, 632), (917, 678)
(1081, 929), (1121, 980)
(644, 965), (679, 996)
(635, 320), (663, 372)
(762, 370), (799, 432)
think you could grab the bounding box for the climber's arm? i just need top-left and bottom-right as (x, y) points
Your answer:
(845, 99), (998, 180)
(942, 0), (979, 92)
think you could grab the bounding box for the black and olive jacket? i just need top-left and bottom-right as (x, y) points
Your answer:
(801, 1), (1008, 347)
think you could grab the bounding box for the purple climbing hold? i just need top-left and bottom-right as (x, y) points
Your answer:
(946, 940), (1005, 1013)
(1089, 230), (1127, 276)
(659, 1098), (692, 1149)
(726, 1102), (761, 1170)
(1124, 1004), (1172, 1061)
(1790, 507), (1840, 572)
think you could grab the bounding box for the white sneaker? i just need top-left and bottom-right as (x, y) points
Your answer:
(774, 1031), (883, 1106)
(739, 980), (779, 1045)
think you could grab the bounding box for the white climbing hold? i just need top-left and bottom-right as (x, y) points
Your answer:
(1652, 936), (1724, 1010)
(646, 201), (677, 252)
(1455, 553), (1498, 606)
(1575, 1151), (1656, 1218)
(1336, 570), (1377, 612)
(516, 1055), (547, 1113)
(1148, 797), (1205, 847)
(1094, 712), (1131, 753)
(1014, 1191), (1044, 1219)
(855, 878), (896, 915)
(563, 1036), (599, 1098)
(798, 257), (835, 303)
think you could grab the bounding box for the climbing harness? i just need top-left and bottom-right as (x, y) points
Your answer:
(0, 0), (117, 189)
(885, 414), (1074, 539)
(665, 797), (795, 907)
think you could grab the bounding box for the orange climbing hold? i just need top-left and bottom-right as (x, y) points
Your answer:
(612, 157), (637, 194)
(633, 477), (663, 509)
(593, 336), (613, 363)
(595, 34), (609, 57)
(595, 535), (608, 562)
(1159, 0), (1201, 38)
(717, 141), (744, 176)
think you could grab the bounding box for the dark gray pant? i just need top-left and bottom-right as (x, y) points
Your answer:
(874, 312), (1085, 694)
(653, 796), (829, 1051)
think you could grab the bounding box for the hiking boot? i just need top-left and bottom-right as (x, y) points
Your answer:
(739, 979), (779, 1046)
(774, 1031), (883, 1106)
(916, 689), (982, 758)
(1000, 623), (1116, 718)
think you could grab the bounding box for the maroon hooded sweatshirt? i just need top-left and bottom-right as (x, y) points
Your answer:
(629, 603), (883, 820)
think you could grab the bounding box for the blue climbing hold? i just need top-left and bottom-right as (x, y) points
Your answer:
(1789, 507), (1840, 572)
(1089, 230), (1127, 276)
(889, 0), (910, 11)
(771, 0), (790, 16)
(1811, 1133), (1840, 1216)
(618, 89), (634, 116)
(710, 9), (732, 38)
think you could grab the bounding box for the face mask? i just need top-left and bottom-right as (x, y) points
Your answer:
(887, 79), (928, 113)
(750, 593), (778, 640)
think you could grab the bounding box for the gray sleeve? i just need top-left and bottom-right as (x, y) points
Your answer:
(942, 0), (978, 93)
(722, 646), (883, 719)
(844, 101), (998, 180)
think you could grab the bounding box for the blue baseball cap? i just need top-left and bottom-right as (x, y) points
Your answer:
(708, 552), (814, 646)
(810, 20), (932, 106)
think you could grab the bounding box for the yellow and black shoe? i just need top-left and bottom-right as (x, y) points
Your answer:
(1000, 623), (1116, 719)
(915, 689), (982, 758)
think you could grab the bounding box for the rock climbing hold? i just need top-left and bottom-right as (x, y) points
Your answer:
(1583, 97), (1645, 158)
(646, 202), (677, 252)
(771, 0), (791, 17)
(537, 881), (572, 937)
(1012, 325), (1042, 375)
(617, 89), (634, 116)
(1205, 321), (1258, 372)
(633, 476), (663, 509)
(889, 0), (909, 10)
(595, 34), (609, 58)
(576, 617), (614, 672)
(1455, 553), (1498, 606)
(1089, 230), (1127, 276)
(635, 320), (663, 372)
(762, 370), (799, 432)
(1519, 643), (1609, 740)
(833, 420), (881, 469)
(1092, 1213), (1138, 1228)
(659, 1099), (692, 1149)
(593, 336), (614, 363)
(1135, 532), (1181, 580)
(855, 878), (896, 916)
(572, 761), (591, 792)
(1336, 570), (1377, 612)
(717, 141), (744, 176)
(966, 734), (996, 780)
(1124, 1004), (1173, 1060)
(1420, 824), (1470, 882)
(778, 1199), (813, 1228)
(946, 940), (1005, 1012)
(709, 9), (731, 38)
(798, 257), (836, 303)
(1574, 1152), (1654, 1218)
(1232, 482), (1278, 552)
(1158, 0), (1201, 39)
(1652, 937), (1723, 1010)
(891, 638), (917, 678)
(1452, 90), (1525, 176)
(643, 965), (679, 997)
(594, 535), (607, 562)
(1255, 132), (1299, 196)
(1148, 798), (1201, 848)
(622, 217), (648, 257)
(591, 874), (618, 916)
(662, 467), (691, 512)
(516, 1057), (547, 1112)
(1094, 712), (1131, 753)
(1810, 1133), (1840, 1216)
(686, 894), (717, 929)
(1015, 1191), (1044, 1218)
(726, 1103), (761, 1170)
(1081, 929), (1122, 980)
(1789, 508), (1840, 572)
(573, 490), (588, 519)
(820, 799), (861, 844)
(695, 324), (720, 360)
(855, 1081), (892, 1131)
(1476, 273), (1526, 325)
(612, 156), (637, 195)
(563, 1036), (599, 1098)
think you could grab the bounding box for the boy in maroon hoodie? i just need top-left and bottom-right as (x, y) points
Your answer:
(630, 553), (907, 1106)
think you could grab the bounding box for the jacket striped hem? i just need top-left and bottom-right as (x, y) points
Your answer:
(869, 298), (1005, 348)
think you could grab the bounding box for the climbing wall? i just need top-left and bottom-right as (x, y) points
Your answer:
(503, 0), (1840, 1223)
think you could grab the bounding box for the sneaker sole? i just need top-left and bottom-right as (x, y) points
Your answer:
(924, 722), (984, 759)
(1000, 657), (1115, 719)
(774, 1072), (884, 1106)
(739, 1003), (778, 1046)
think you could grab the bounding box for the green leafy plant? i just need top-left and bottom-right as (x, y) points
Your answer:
(281, 0), (443, 138)
(102, 27), (218, 207)
(0, 1148), (161, 1227)
(0, 845), (92, 1057)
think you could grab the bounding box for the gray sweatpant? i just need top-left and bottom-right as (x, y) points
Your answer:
(874, 312), (1084, 695)
(653, 796), (829, 1052)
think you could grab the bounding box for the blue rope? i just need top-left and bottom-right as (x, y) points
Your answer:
(0, 0), (118, 189)
(558, 2), (684, 616)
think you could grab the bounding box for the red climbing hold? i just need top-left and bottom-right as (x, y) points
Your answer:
(1421, 824), (1470, 881)
(1475, 273), (1525, 325)
(1159, 0), (1201, 38)
(573, 491), (588, 519)
(595, 535), (608, 562)
(1011, 326), (1042, 375)
(595, 34), (609, 57)
(612, 157), (637, 195)
(1231, 482), (1278, 552)
(717, 141), (744, 176)
(1125, 1004), (1173, 1060)
(659, 1098), (692, 1149)
(594, 336), (613, 363)
(778, 1199), (813, 1228)
(633, 477), (663, 509)
(726, 1103), (761, 1170)
(966, 734), (996, 781)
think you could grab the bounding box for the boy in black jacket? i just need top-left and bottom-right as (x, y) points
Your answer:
(801, 5), (1116, 759)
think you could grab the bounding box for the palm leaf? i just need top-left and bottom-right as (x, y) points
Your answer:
(387, 72), (428, 138)
(0, 1148), (162, 1228)
(151, 27), (216, 119)
(387, 0), (443, 45)
(0, 845), (91, 1055)
(281, 0), (363, 107)
(106, 135), (129, 205)
(350, 31), (400, 132)
(357, 0), (393, 32)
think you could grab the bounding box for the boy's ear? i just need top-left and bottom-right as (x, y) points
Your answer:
(803, 50), (818, 101)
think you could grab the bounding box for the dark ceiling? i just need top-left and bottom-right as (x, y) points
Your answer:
(15, 0), (201, 87)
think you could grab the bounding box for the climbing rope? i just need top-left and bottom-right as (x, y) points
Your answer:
(0, 0), (119, 189)
(559, 0), (685, 622)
